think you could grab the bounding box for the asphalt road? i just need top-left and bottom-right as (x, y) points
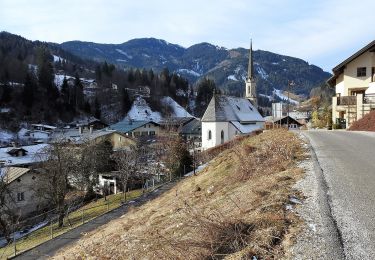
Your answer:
(11, 182), (176, 260)
(304, 130), (375, 260)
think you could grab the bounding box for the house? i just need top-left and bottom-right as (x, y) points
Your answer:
(0, 167), (49, 218)
(201, 41), (264, 150)
(51, 129), (135, 151)
(109, 120), (160, 138)
(328, 40), (375, 128)
(0, 144), (49, 167)
(180, 118), (202, 149)
(159, 117), (196, 131)
(67, 117), (108, 130)
(264, 116), (303, 130)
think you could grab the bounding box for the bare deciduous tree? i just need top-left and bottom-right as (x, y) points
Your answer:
(0, 173), (17, 243)
(36, 141), (77, 227)
(111, 145), (137, 201)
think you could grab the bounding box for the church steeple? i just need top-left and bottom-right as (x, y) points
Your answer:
(247, 40), (254, 80)
(245, 39), (257, 106)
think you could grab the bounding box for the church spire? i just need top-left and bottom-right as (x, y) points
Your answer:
(247, 39), (254, 80)
(245, 39), (257, 106)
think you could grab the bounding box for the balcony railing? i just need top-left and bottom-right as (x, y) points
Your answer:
(364, 94), (375, 104)
(337, 96), (357, 106)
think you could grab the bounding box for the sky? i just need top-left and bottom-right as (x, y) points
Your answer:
(1, 0), (374, 72)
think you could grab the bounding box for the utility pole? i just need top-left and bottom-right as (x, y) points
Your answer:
(287, 80), (295, 130)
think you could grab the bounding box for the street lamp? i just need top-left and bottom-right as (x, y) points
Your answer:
(287, 80), (295, 129)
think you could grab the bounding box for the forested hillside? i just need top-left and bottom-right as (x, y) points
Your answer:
(61, 38), (332, 97)
(0, 32), (191, 128)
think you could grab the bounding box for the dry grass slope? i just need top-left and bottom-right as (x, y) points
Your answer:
(349, 110), (375, 131)
(53, 129), (305, 260)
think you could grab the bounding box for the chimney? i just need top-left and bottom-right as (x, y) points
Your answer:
(79, 126), (83, 134)
(89, 125), (93, 134)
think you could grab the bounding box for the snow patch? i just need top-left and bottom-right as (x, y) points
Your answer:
(126, 96), (192, 122)
(176, 69), (201, 77)
(256, 66), (269, 79)
(126, 97), (162, 122)
(116, 49), (133, 59)
(161, 96), (192, 118)
(227, 75), (238, 81)
(273, 89), (299, 105)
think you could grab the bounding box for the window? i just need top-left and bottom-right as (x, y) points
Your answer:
(208, 130), (212, 140)
(149, 131), (156, 136)
(357, 67), (366, 77)
(372, 67), (375, 82)
(17, 192), (25, 201)
(221, 130), (224, 144)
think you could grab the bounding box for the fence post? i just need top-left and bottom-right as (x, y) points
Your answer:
(13, 224), (17, 257)
(82, 209), (84, 224)
(107, 201), (109, 212)
(50, 217), (53, 239)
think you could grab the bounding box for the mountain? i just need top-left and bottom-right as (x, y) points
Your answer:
(61, 38), (332, 97)
(0, 32), (191, 127)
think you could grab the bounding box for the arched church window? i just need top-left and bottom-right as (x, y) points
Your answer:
(221, 130), (224, 144)
(208, 130), (212, 140)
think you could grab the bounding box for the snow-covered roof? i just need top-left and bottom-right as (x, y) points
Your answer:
(230, 121), (263, 134)
(0, 144), (49, 166)
(109, 120), (159, 134)
(201, 95), (264, 123)
(31, 124), (57, 130)
(51, 129), (124, 144)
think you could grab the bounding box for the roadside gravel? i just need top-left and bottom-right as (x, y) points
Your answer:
(290, 133), (344, 260)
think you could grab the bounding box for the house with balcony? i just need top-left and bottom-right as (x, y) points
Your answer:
(328, 40), (375, 128)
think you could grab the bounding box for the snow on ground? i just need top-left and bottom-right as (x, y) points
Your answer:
(256, 66), (269, 79)
(142, 53), (151, 58)
(161, 96), (192, 118)
(0, 130), (14, 144)
(116, 49), (133, 59)
(54, 74), (73, 88)
(184, 163), (208, 177)
(126, 97), (162, 122)
(259, 93), (273, 101)
(126, 96), (192, 122)
(176, 69), (201, 77)
(0, 220), (49, 248)
(273, 88), (299, 104)
(176, 89), (186, 97)
(227, 75), (238, 81)
(53, 55), (66, 63)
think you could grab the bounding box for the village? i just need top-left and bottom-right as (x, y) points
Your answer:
(1, 0), (375, 258)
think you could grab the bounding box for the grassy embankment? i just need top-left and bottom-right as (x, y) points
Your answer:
(53, 129), (306, 259)
(0, 189), (143, 259)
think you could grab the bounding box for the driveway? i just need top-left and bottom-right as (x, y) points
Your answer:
(303, 130), (375, 259)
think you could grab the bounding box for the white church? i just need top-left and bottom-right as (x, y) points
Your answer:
(201, 41), (265, 150)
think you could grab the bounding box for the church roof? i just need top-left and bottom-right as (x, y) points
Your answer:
(201, 95), (264, 122)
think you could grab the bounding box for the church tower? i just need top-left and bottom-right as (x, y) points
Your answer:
(245, 40), (257, 106)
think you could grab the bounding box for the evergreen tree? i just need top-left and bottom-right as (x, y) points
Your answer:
(22, 73), (36, 108)
(195, 78), (216, 116)
(74, 74), (84, 111)
(94, 96), (101, 119)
